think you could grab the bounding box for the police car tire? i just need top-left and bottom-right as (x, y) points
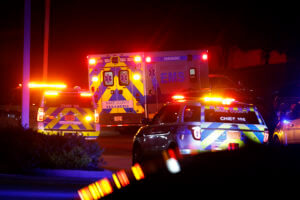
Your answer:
(273, 135), (281, 145)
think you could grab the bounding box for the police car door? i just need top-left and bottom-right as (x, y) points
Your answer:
(145, 104), (180, 150)
(288, 104), (300, 143)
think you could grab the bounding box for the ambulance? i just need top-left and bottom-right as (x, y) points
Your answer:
(37, 88), (100, 139)
(87, 50), (209, 128)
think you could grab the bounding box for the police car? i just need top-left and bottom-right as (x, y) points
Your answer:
(37, 88), (100, 139)
(273, 101), (300, 144)
(132, 95), (269, 164)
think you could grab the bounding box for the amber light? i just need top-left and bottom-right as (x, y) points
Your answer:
(89, 58), (96, 65)
(172, 95), (185, 100)
(134, 56), (142, 63)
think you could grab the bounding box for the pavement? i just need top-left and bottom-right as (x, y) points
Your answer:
(0, 169), (112, 200)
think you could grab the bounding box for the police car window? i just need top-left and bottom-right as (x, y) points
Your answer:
(151, 105), (180, 124)
(184, 105), (201, 122)
(205, 107), (259, 124)
(119, 70), (129, 86)
(210, 77), (236, 88)
(103, 71), (114, 86)
(160, 105), (180, 124)
(287, 103), (300, 120)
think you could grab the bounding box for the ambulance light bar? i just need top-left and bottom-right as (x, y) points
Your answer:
(44, 91), (59, 96)
(80, 92), (92, 97)
(29, 82), (67, 89)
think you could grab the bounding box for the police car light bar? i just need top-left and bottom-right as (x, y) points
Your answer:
(172, 95), (185, 100)
(203, 96), (235, 105)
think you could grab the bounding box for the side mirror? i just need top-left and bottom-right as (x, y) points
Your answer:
(141, 118), (150, 125)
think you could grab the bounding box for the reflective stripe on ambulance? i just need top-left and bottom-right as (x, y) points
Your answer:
(88, 56), (145, 115)
(43, 107), (95, 131)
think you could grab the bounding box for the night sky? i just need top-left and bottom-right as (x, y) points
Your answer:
(0, 0), (299, 104)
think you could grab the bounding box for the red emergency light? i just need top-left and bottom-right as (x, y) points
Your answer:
(145, 56), (151, 63)
(172, 95), (185, 100)
(202, 53), (208, 61)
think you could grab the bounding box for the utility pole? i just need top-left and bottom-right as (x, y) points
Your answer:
(22, 0), (31, 128)
(43, 0), (50, 82)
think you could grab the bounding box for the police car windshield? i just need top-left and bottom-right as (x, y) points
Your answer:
(204, 106), (260, 124)
(44, 93), (93, 108)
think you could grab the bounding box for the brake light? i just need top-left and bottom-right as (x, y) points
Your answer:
(94, 110), (99, 123)
(37, 108), (45, 122)
(263, 129), (269, 143)
(228, 143), (239, 150)
(202, 53), (208, 61)
(134, 56), (142, 63)
(192, 126), (201, 140)
(89, 58), (96, 65)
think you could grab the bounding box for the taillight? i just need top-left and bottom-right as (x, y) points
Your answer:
(94, 110), (99, 123)
(191, 126), (201, 140)
(263, 129), (269, 143)
(37, 108), (45, 122)
(228, 143), (239, 150)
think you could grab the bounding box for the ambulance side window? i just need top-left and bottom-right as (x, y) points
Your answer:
(119, 70), (129, 86)
(103, 71), (114, 86)
(184, 105), (201, 122)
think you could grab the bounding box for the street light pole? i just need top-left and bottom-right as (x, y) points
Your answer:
(43, 0), (50, 82)
(22, 0), (31, 128)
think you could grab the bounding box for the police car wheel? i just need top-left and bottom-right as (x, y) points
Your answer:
(273, 136), (281, 145)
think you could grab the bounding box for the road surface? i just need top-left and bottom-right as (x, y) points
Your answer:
(97, 127), (138, 171)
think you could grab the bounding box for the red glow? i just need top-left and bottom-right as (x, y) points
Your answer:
(202, 53), (208, 61)
(134, 56), (142, 63)
(145, 56), (151, 63)
(89, 58), (96, 65)
(172, 95), (185, 100)
(37, 108), (44, 122)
